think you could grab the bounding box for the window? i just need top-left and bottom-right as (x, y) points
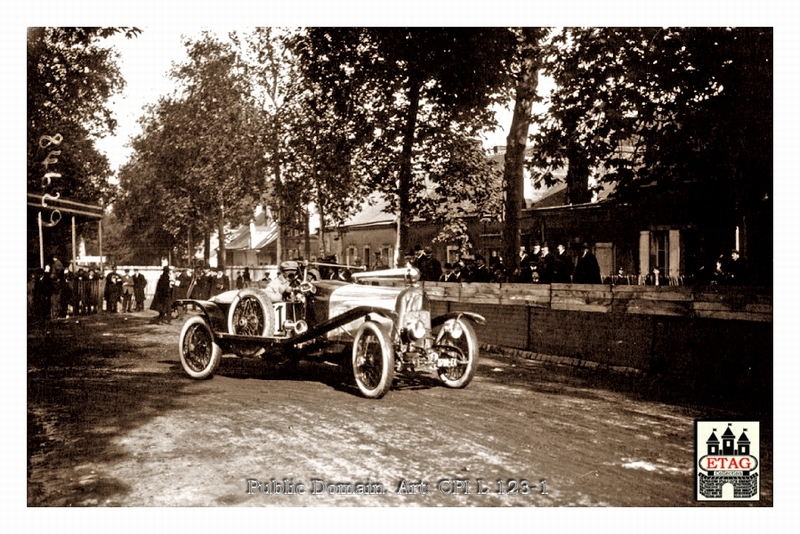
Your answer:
(446, 245), (460, 265)
(651, 231), (668, 272)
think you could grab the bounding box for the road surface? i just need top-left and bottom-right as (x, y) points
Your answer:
(27, 311), (772, 507)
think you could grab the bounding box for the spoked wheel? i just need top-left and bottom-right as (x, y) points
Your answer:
(227, 288), (274, 336)
(351, 321), (395, 398)
(179, 316), (222, 379)
(435, 318), (479, 388)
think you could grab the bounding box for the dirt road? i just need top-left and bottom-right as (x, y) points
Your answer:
(27, 311), (772, 507)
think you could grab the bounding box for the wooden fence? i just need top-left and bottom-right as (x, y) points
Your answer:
(422, 281), (772, 392)
(421, 282), (772, 323)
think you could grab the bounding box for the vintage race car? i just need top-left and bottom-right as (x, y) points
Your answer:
(175, 265), (484, 398)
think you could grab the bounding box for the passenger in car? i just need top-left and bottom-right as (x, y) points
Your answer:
(266, 261), (298, 302)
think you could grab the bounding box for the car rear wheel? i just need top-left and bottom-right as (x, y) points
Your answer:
(352, 321), (395, 398)
(227, 288), (274, 337)
(179, 316), (222, 379)
(435, 318), (479, 388)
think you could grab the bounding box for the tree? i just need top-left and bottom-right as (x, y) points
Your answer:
(245, 28), (374, 263)
(289, 29), (396, 260)
(530, 27), (772, 222)
(27, 27), (140, 266)
(299, 28), (517, 259)
(115, 31), (268, 268)
(500, 28), (549, 274)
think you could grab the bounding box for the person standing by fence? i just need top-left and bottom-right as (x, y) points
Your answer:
(552, 244), (573, 283)
(121, 269), (134, 312)
(31, 268), (53, 327)
(133, 269), (147, 311)
(104, 268), (121, 313)
(150, 266), (173, 323)
(573, 243), (601, 284)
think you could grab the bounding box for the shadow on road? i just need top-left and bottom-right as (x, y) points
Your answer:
(478, 351), (772, 426)
(27, 315), (210, 506)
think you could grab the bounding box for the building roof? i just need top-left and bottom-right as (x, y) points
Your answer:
(225, 209), (278, 251)
(339, 193), (396, 229)
(528, 170), (617, 210)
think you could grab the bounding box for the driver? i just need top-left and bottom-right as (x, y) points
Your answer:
(265, 261), (299, 303)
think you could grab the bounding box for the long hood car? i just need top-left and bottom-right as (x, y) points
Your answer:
(174, 266), (484, 398)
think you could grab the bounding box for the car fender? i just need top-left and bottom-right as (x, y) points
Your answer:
(431, 311), (486, 329)
(174, 299), (228, 334)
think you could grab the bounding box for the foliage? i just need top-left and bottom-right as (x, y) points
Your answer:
(27, 27), (141, 266)
(114, 31), (268, 266)
(287, 29), (379, 232)
(297, 28), (517, 254)
(500, 27), (550, 272)
(529, 27), (772, 222)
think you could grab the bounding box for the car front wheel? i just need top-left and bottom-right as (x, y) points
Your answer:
(351, 321), (395, 398)
(179, 316), (222, 379)
(435, 318), (479, 388)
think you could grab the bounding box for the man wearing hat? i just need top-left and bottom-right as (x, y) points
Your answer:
(266, 261), (298, 302)
(573, 243), (601, 284)
(537, 244), (554, 284)
(724, 249), (746, 285)
(416, 246), (442, 282)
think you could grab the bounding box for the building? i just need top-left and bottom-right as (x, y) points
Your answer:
(328, 193), (397, 270)
(326, 172), (769, 285)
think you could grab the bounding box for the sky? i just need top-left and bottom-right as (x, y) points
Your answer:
(94, 27), (191, 171)
(94, 27), (526, 173)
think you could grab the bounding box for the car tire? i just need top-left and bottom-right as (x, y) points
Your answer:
(179, 316), (222, 379)
(435, 318), (479, 388)
(227, 288), (275, 337)
(352, 321), (395, 398)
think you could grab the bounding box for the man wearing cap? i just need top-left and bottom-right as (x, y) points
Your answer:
(266, 261), (298, 302)
(372, 252), (387, 271)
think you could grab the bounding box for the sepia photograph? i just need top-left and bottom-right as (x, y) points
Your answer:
(8, 0), (798, 531)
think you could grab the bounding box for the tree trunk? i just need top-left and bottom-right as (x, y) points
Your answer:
(566, 142), (592, 204)
(316, 188), (327, 258)
(397, 76), (421, 257)
(217, 201), (226, 270)
(272, 152), (283, 265)
(187, 227), (193, 268)
(303, 208), (311, 260)
(502, 60), (539, 274)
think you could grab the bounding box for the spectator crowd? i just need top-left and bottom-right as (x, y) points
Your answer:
(405, 243), (602, 285)
(29, 245), (753, 328)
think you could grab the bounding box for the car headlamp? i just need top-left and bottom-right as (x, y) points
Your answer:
(409, 319), (427, 340)
(447, 320), (463, 339)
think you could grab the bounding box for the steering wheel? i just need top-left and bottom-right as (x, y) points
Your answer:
(299, 280), (315, 294)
